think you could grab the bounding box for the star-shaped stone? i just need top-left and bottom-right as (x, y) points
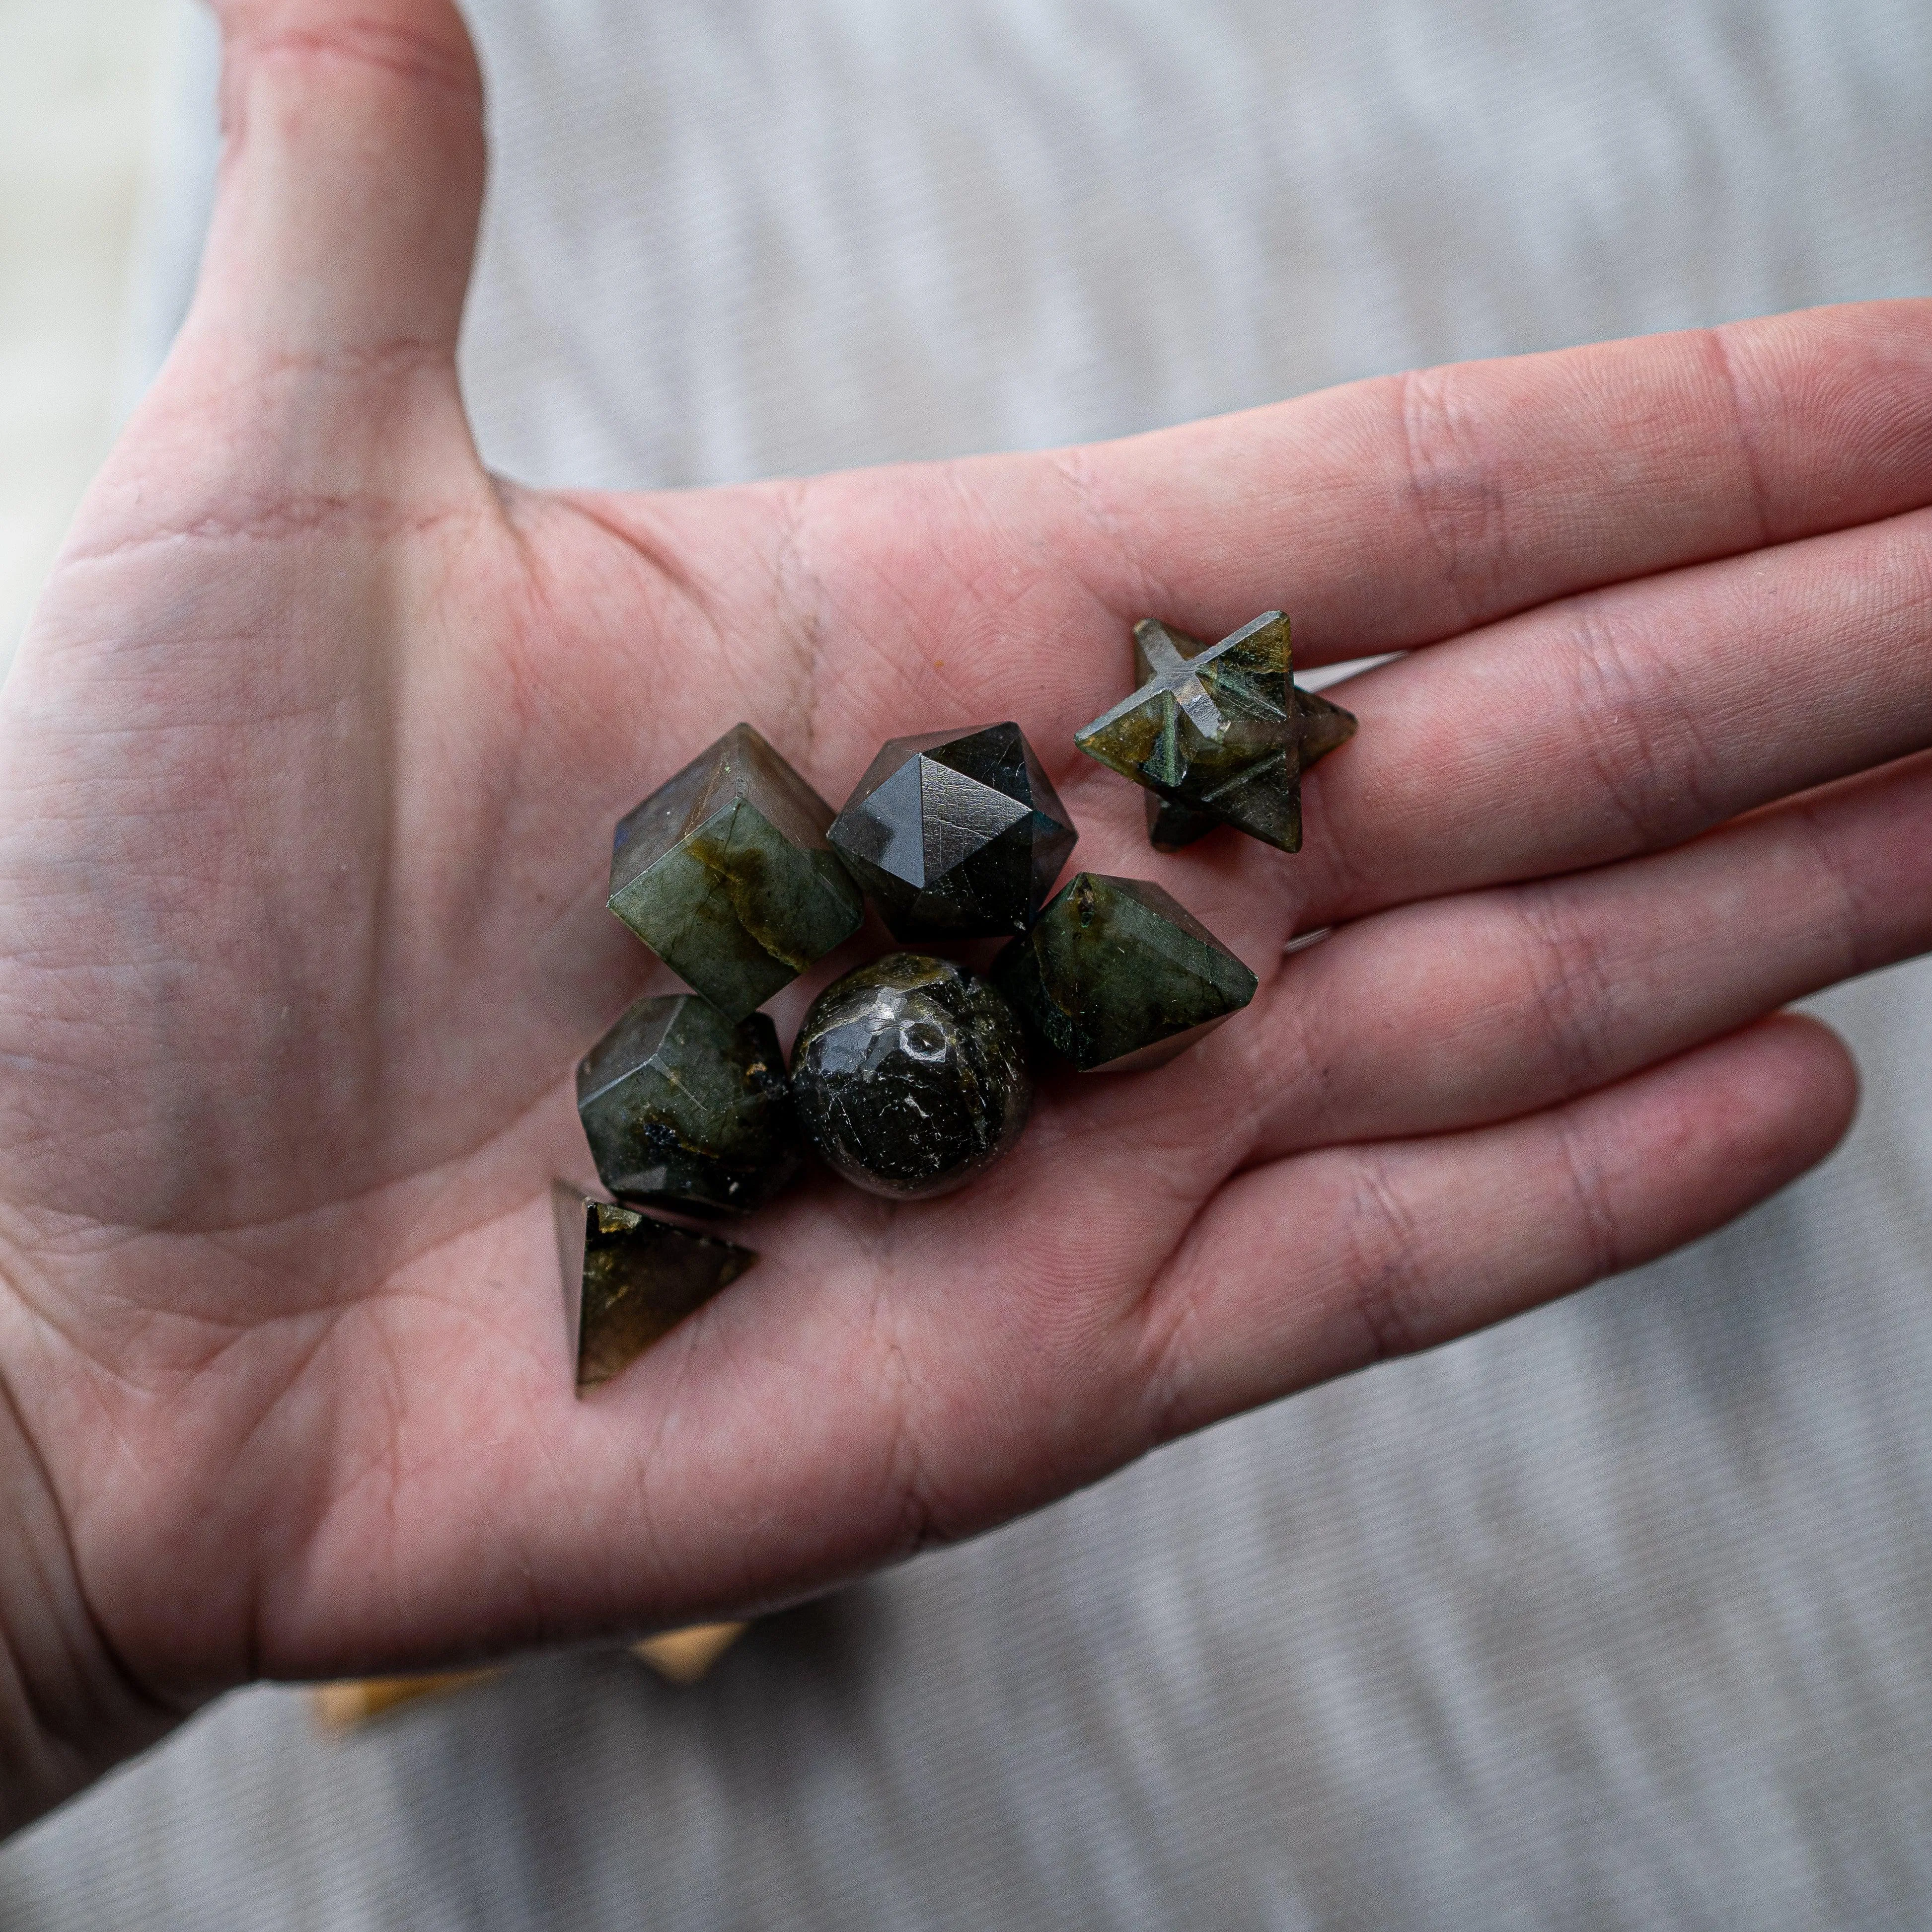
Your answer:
(1075, 613), (1355, 853)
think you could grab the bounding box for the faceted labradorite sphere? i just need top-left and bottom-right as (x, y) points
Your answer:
(827, 722), (1078, 940)
(577, 994), (800, 1216)
(991, 872), (1259, 1072)
(791, 954), (1033, 1200)
(607, 723), (866, 1023)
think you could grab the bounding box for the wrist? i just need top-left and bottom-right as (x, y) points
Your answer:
(0, 1351), (181, 1838)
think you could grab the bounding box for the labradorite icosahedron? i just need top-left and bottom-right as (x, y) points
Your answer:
(553, 1187), (757, 1390)
(790, 954), (1033, 1199)
(1075, 612), (1355, 854)
(607, 724), (865, 1023)
(827, 722), (1078, 940)
(991, 872), (1259, 1072)
(1126, 620), (1357, 851)
(577, 994), (800, 1216)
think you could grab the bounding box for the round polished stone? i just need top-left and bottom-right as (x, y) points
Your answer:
(791, 953), (1033, 1199)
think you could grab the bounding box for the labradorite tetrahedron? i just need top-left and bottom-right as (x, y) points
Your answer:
(1123, 620), (1358, 851)
(577, 995), (800, 1215)
(828, 723), (1078, 939)
(991, 873), (1259, 1072)
(554, 1187), (756, 1390)
(607, 724), (865, 1022)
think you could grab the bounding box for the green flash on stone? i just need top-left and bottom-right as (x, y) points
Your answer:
(606, 723), (865, 1022)
(1075, 612), (1356, 853)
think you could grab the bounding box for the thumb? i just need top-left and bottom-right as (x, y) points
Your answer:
(185, 0), (484, 373)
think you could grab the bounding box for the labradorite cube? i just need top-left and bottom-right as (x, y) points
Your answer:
(554, 1187), (757, 1390)
(577, 993), (800, 1216)
(607, 724), (865, 1022)
(991, 872), (1259, 1072)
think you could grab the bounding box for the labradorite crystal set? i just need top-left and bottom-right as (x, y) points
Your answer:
(559, 610), (1355, 1387)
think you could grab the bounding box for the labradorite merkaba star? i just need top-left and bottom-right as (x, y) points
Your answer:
(606, 724), (865, 1023)
(828, 721), (1078, 940)
(554, 1188), (757, 1390)
(1073, 612), (1356, 853)
(991, 872), (1259, 1072)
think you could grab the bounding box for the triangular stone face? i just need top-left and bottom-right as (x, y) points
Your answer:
(829, 722), (1078, 939)
(1079, 613), (1356, 854)
(990, 872), (1259, 1072)
(554, 1187), (757, 1390)
(607, 724), (865, 1022)
(577, 993), (800, 1215)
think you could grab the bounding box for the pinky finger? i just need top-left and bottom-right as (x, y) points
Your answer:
(1137, 1013), (1858, 1443)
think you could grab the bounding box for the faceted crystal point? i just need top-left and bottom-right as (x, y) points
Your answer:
(828, 722), (1078, 939)
(791, 954), (1033, 1199)
(607, 724), (865, 1022)
(577, 994), (800, 1216)
(991, 872), (1259, 1072)
(1078, 613), (1356, 854)
(554, 1187), (756, 1390)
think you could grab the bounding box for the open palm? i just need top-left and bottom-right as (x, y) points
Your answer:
(5, 0), (1932, 1825)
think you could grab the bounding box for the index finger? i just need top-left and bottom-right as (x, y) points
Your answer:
(1052, 299), (1932, 665)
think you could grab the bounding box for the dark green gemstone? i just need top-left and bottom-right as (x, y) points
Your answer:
(607, 724), (865, 1022)
(554, 1188), (757, 1390)
(991, 872), (1259, 1071)
(828, 722), (1078, 939)
(577, 994), (799, 1215)
(791, 954), (1032, 1199)
(1078, 614), (1355, 854)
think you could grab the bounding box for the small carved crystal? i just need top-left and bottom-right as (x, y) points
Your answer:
(1074, 612), (1355, 853)
(828, 721), (1078, 939)
(555, 1187), (757, 1390)
(991, 872), (1258, 1071)
(577, 994), (799, 1216)
(790, 954), (1033, 1198)
(607, 723), (865, 1023)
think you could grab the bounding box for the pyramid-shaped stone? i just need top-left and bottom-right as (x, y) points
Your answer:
(607, 724), (865, 1022)
(828, 722), (1078, 939)
(554, 1188), (757, 1390)
(991, 872), (1258, 1071)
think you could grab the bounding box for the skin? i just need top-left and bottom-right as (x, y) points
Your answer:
(2, 0), (1931, 1833)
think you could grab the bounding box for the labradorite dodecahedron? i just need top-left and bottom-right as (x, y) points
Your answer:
(790, 954), (1033, 1198)
(1125, 620), (1357, 851)
(990, 872), (1259, 1072)
(607, 724), (866, 1022)
(827, 722), (1078, 940)
(554, 1187), (757, 1390)
(577, 994), (800, 1216)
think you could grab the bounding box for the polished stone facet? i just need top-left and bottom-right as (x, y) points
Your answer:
(577, 994), (799, 1215)
(791, 954), (1033, 1198)
(607, 724), (866, 1022)
(991, 872), (1258, 1071)
(1076, 613), (1356, 853)
(828, 722), (1078, 940)
(1125, 620), (1358, 851)
(554, 1187), (756, 1389)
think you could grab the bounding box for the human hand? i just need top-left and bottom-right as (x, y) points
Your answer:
(3, 0), (1931, 1830)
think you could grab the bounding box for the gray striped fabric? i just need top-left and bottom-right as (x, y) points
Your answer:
(6, 0), (1932, 1924)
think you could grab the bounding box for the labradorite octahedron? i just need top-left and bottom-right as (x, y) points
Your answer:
(607, 724), (865, 1023)
(577, 994), (800, 1216)
(791, 954), (1033, 1199)
(554, 1187), (757, 1390)
(991, 872), (1258, 1072)
(1074, 612), (1356, 853)
(828, 722), (1078, 939)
